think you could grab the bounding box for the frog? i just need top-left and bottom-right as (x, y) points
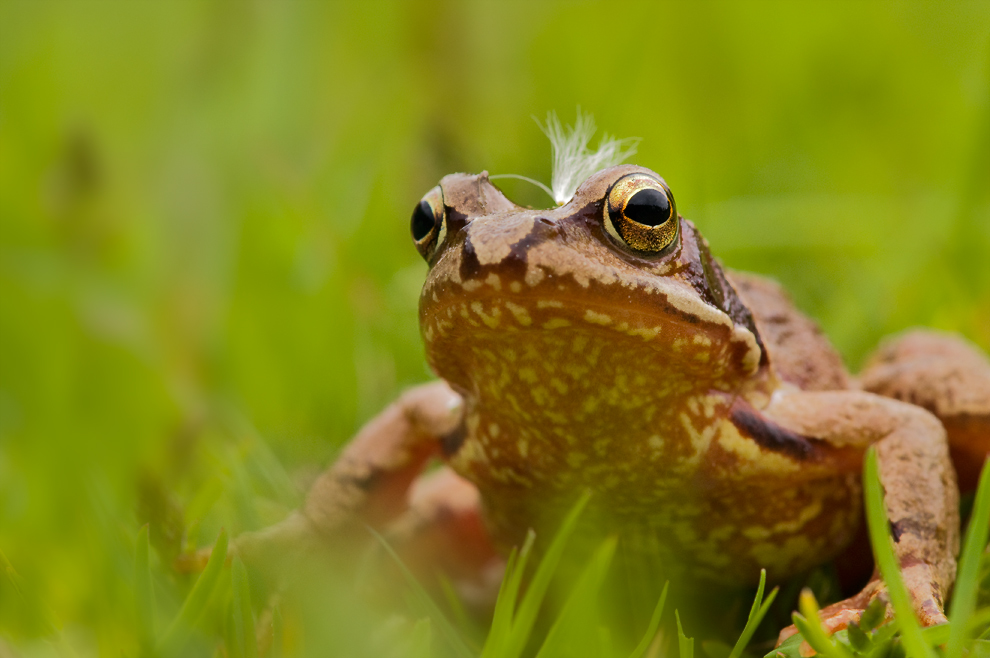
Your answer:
(226, 164), (990, 641)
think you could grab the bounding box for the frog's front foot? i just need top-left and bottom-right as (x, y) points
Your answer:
(775, 568), (949, 651)
(776, 605), (864, 652)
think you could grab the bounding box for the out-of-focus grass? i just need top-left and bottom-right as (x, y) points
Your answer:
(1, 1), (989, 656)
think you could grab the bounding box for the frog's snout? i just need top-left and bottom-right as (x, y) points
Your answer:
(457, 211), (559, 275)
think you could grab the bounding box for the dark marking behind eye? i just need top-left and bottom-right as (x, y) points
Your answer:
(730, 401), (815, 460)
(459, 214), (561, 283)
(624, 188), (671, 226)
(680, 221), (769, 368)
(411, 200), (436, 241)
(460, 234), (481, 280)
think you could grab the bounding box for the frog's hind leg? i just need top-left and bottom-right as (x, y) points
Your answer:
(765, 390), (959, 643)
(859, 329), (990, 492)
(179, 381), (465, 571)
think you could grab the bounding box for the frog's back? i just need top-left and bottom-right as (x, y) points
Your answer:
(728, 271), (850, 392)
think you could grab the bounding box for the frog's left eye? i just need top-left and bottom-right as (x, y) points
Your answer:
(411, 186), (447, 262)
(604, 173), (678, 254)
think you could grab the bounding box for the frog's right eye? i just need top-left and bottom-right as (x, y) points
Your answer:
(410, 186), (447, 262)
(603, 173), (678, 254)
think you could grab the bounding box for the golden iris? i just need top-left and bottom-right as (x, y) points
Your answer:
(604, 173), (678, 254)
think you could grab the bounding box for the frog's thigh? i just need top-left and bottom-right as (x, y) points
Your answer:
(767, 390), (959, 635)
(860, 329), (990, 491)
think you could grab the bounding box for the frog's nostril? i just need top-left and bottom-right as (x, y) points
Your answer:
(537, 216), (555, 226)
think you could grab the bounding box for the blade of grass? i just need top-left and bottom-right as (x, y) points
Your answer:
(769, 632), (804, 658)
(865, 621), (901, 658)
(676, 611), (695, 658)
(921, 623), (951, 646)
(483, 540), (527, 658)
(859, 598), (886, 633)
(135, 524), (156, 650)
(863, 447), (935, 658)
(793, 589), (854, 658)
(729, 570), (778, 658)
(535, 535), (618, 658)
(483, 550), (518, 656)
(502, 490), (592, 658)
(223, 409), (301, 507)
(230, 557), (258, 658)
(0, 549), (79, 658)
(439, 574), (481, 650)
(158, 528), (229, 654)
(1, 547), (60, 636)
(846, 623), (870, 651)
(409, 618), (433, 658)
(946, 459), (990, 658)
(628, 582), (669, 658)
(270, 606), (283, 658)
(183, 476), (225, 529)
(370, 528), (474, 658)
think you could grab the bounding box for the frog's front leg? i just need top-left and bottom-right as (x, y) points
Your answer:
(859, 329), (990, 492)
(765, 390), (960, 643)
(227, 381), (469, 566)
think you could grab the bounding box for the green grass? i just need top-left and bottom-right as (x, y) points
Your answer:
(6, 456), (990, 658)
(2, 2), (990, 656)
(4, 453), (987, 657)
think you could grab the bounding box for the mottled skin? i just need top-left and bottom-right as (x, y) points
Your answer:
(227, 165), (990, 639)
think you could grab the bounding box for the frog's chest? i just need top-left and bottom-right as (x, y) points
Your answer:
(442, 362), (863, 584)
(459, 434), (862, 585)
(440, 327), (743, 493)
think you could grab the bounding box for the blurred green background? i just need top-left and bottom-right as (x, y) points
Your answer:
(1, 1), (989, 654)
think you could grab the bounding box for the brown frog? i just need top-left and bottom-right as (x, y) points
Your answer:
(232, 165), (990, 638)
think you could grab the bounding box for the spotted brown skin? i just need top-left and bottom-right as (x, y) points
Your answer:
(410, 165), (981, 627)
(212, 165), (990, 641)
(419, 167), (863, 581)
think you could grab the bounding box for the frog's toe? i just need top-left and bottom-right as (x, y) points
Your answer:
(378, 467), (503, 606)
(776, 601), (866, 651)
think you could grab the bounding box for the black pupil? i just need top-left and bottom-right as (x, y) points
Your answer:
(624, 188), (671, 227)
(411, 200), (436, 241)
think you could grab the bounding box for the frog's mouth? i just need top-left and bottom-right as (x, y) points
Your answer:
(420, 253), (765, 404)
(420, 286), (768, 462)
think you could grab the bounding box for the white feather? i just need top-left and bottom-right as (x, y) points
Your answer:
(537, 110), (640, 205)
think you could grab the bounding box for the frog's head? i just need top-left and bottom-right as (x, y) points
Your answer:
(409, 166), (773, 481)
